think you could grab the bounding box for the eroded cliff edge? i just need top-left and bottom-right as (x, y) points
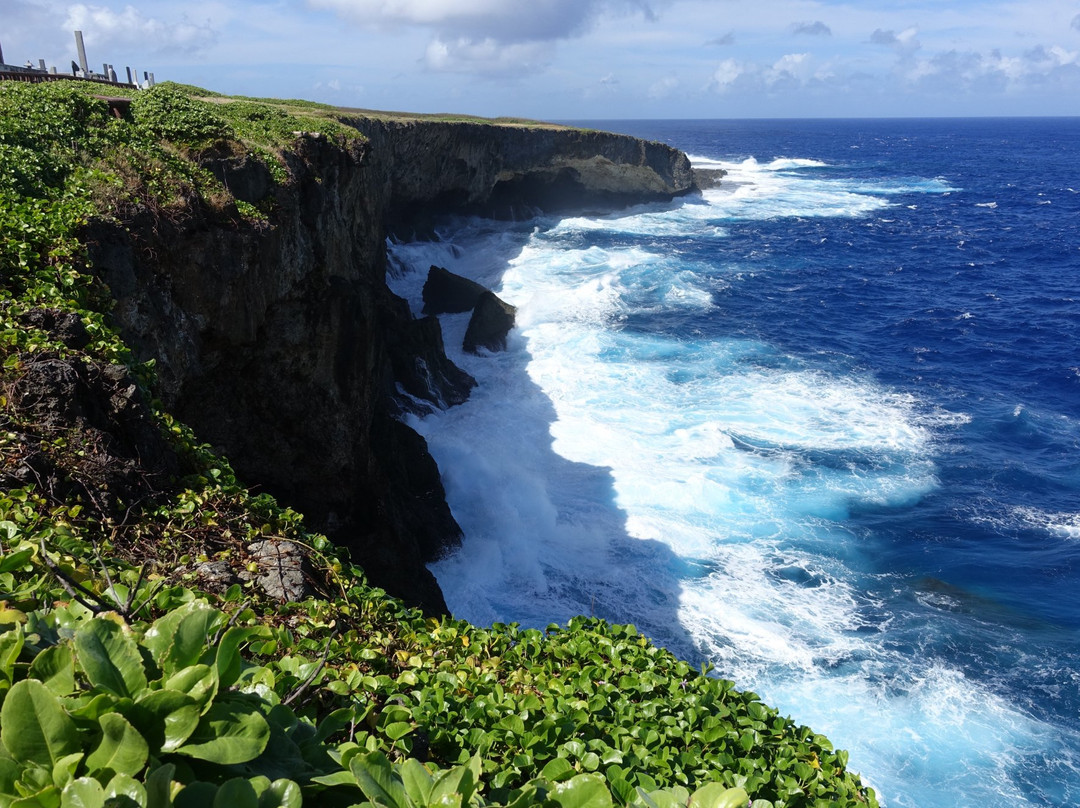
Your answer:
(87, 118), (695, 612)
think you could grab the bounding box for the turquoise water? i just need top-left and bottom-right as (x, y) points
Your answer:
(388, 118), (1080, 807)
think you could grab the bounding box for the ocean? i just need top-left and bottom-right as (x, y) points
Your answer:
(385, 118), (1080, 808)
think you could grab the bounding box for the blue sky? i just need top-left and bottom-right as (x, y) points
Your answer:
(5, 0), (1080, 118)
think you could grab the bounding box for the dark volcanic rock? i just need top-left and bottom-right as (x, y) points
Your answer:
(3, 353), (178, 518)
(422, 265), (489, 315)
(386, 307), (476, 412)
(22, 308), (91, 350)
(199, 145), (276, 204)
(84, 119), (696, 613)
(344, 118), (696, 231)
(463, 291), (517, 354)
(691, 167), (726, 190)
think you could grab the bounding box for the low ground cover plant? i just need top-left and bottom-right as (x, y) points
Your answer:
(0, 80), (878, 808)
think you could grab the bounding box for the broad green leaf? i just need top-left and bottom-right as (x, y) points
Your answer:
(52, 752), (84, 790)
(133, 690), (200, 752)
(1, 679), (80, 766)
(0, 756), (19, 792)
(211, 778), (257, 808)
(72, 618), (147, 699)
(688, 784), (749, 808)
(430, 761), (477, 807)
(541, 758), (575, 782)
(60, 777), (105, 808)
(307, 770), (355, 788)
(85, 714), (148, 777)
(257, 780), (301, 808)
(398, 758), (433, 807)
(312, 708), (353, 744)
(163, 666), (217, 715)
(29, 646), (76, 697)
(0, 626), (24, 682)
(550, 775), (613, 808)
(173, 696), (270, 765)
(167, 610), (223, 674)
(641, 792), (680, 808)
(0, 548), (34, 574)
(213, 627), (264, 690)
(496, 715), (525, 735)
(349, 752), (407, 808)
(143, 603), (221, 675)
(10, 783), (61, 808)
(144, 764), (175, 808)
(104, 773), (146, 808)
(505, 782), (546, 808)
(383, 722), (413, 742)
(609, 779), (636, 806)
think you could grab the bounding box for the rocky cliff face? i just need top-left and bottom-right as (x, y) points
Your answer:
(347, 119), (695, 233)
(86, 120), (694, 612)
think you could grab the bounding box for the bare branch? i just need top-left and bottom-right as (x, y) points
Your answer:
(38, 535), (107, 614)
(283, 635), (334, 707)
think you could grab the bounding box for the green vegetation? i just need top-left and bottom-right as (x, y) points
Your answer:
(0, 80), (878, 808)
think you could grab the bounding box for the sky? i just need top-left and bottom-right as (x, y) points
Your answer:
(4, 0), (1080, 119)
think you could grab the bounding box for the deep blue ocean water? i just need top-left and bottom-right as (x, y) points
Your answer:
(386, 118), (1080, 808)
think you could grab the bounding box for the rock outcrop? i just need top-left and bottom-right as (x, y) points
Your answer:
(85, 118), (695, 612)
(463, 292), (517, 354)
(422, 266), (489, 315)
(345, 119), (696, 233)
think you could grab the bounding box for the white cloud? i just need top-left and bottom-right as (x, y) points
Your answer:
(647, 75), (678, 98)
(424, 36), (552, 74)
(901, 42), (1080, 94)
(64, 4), (216, 55)
(709, 58), (745, 90)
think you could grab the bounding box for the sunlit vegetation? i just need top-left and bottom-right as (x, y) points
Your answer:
(0, 80), (878, 808)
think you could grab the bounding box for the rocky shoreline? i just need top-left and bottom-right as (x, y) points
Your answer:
(82, 117), (696, 612)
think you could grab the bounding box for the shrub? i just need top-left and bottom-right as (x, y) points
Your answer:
(131, 83), (232, 145)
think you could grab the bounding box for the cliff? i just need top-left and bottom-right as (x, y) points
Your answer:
(86, 112), (695, 612)
(0, 85), (878, 808)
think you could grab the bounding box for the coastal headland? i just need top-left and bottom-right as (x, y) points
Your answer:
(0, 81), (874, 808)
(86, 100), (695, 613)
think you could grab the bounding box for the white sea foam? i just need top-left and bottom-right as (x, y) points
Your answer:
(1010, 506), (1080, 539)
(391, 153), (1061, 808)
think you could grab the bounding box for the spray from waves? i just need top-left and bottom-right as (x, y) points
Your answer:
(389, 156), (1075, 807)
(682, 156), (956, 221)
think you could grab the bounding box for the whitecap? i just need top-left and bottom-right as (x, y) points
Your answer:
(1011, 506), (1080, 540)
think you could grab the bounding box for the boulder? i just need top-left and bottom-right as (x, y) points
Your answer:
(422, 265), (489, 314)
(387, 313), (476, 411)
(691, 167), (726, 190)
(463, 291), (517, 354)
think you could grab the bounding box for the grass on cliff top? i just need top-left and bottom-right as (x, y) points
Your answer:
(332, 106), (569, 129)
(0, 80), (878, 808)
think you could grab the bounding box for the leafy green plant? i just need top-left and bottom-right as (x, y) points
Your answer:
(0, 80), (879, 808)
(130, 84), (233, 145)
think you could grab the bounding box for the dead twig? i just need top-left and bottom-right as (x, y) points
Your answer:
(282, 634), (335, 707)
(209, 598), (252, 646)
(38, 535), (107, 614)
